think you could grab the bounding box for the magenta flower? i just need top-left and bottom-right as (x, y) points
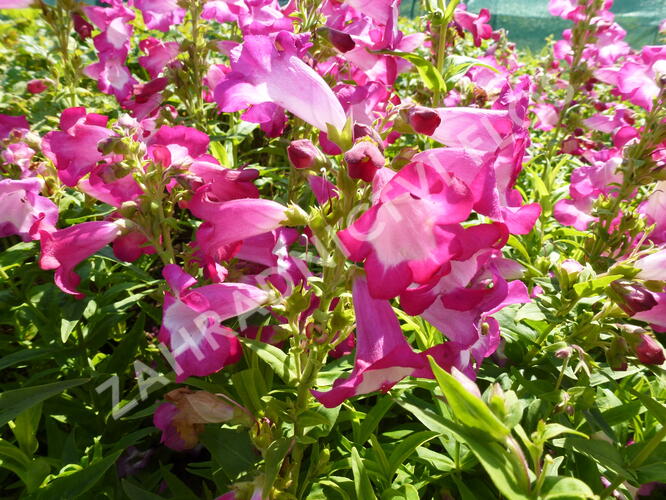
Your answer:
(78, 163), (143, 207)
(202, 0), (249, 24)
(147, 125), (210, 167)
(548, 0), (585, 22)
(401, 243), (530, 375)
(311, 275), (456, 408)
(0, 178), (58, 241)
(39, 220), (127, 298)
(236, 0), (293, 35)
(191, 195), (288, 276)
(159, 264), (270, 381)
(0, 113), (29, 139)
(134, 0), (185, 32)
(41, 107), (115, 186)
(2, 142), (36, 177)
(532, 103), (559, 131)
(85, 55), (138, 101)
(138, 37), (179, 78)
(214, 31), (346, 132)
(338, 160), (474, 299)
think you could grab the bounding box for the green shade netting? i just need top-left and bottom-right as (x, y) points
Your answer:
(400, 0), (666, 50)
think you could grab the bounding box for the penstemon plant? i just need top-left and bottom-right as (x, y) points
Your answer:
(0, 0), (665, 499)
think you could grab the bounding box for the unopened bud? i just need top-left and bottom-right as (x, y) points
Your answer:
(609, 280), (658, 316)
(287, 139), (325, 170)
(344, 141), (385, 182)
(72, 13), (93, 39)
(407, 106), (441, 136)
(318, 27), (355, 53)
(27, 79), (49, 94)
(634, 334), (665, 365)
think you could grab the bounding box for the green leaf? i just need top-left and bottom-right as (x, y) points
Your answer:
(428, 357), (509, 441)
(351, 447), (377, 500)
(0, 379), (89, 428)
(442, 55), (499, 87)
(566, 437), (633, 480)
(102, 314), (146, 374)
(629, 390), (666, 426)
(263, 438), (291, 496)
(573, 274), (622, 298)
(539, 423), (588, 442)
(199, 427), (257, 483)
(28, 450), (122, 499)
(11, 403), (42, 456)
(356, 397), (395, 445)
(376, 50), (446, 93)
(387, 431), (438, 478)
(122, 479), (166, 500)
(240, 337), (296, 384)
(540, 476), (595, 499)
(451, 422), (531, 500)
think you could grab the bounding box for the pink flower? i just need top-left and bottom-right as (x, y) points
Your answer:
(640, 181), (666, 244)
(0, 178), (57, 241)
(147, 125), (210, 167)
(202, 0), (249, 24)
(191, 196), (288, 273)
(214, 31), (346, 132)
(134, 0), (185, 32)
(338, 160), (474, 299)
(138, 38), (179, 78)
(0, 0), (33, 7)
(77, 163), (142, 207)
(237, 0), (293, 35)
(548, 0), (585, 22)
(401, 243), (530, 375)
(85, 55), (138, 101)
(159, 265), (270, 381)
(311, 275), (456, 408)
(0, 113), (29, 139)
(39, 220), (126, 298)
(532, 103), (559, 131)
(2, 142), (36, 176)
(636, 250), (666, 282)
(454, 6), (492, 47)
(41, 107), (115, 186)
(429, 107), (515, 153)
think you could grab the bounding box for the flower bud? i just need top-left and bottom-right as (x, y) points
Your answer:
(609, 280), (658, 316)
(318, 27), (355, 53)
(606, 336), (628, 371)
(287, 139), (325, 170)
(344, 141), (384, 182)
(634, 334), (665, 365)
(407, 106), (441, 136)
(352, 123), (383, 147)
(72, 13), (93, 39)
(27, 79), (48, 94)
